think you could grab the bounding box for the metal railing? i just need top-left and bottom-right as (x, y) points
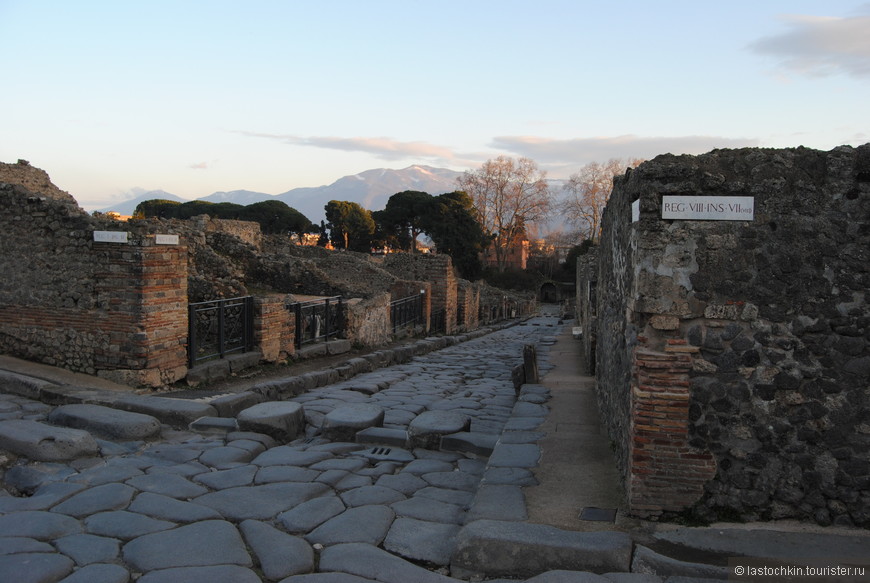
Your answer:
(188, 296), (254, 367)
(289, 296), (344, 348)
(390, 293), (425, 334)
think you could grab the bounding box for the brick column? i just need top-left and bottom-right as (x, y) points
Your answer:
(629, 345), (717, 519)
(254, 296), (295, 361)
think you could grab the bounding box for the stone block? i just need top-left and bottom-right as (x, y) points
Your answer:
(47, 404), (161, 440)
(441, 432), (499, 456)
(326, 339), (352, 355)
(237, 401), (305, 441)
(113, 396), (217, 428)
(209, 391), (263, 417)
(189, 416), (239, 433)
(355, 427), (409, 448)
(450, 519), (632, 579)
(322, 404), (385, 442)
(408, 411), (470, 450)
(0, 419), (99, 461)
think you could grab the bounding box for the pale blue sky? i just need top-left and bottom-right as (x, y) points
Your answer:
(2, 0), (868, 210)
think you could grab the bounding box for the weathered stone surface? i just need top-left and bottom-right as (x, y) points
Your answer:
(57, 562), (130, 583)
(54, 533), (120, 566)
(125, 473), (208, 499)
(451, 519), (632, 578)
(0, 552), (75, 583)
(319, 542), (459, 583)
(407, 411), (470, 449)
(390, 496), (465, 524)
(306, 505), (395, 546)
(50, 483), (136, 518)
(0, 510), (82, 540)
(384, 517), (461, 566)
(630, 545), (727, 580)
(113, 396), (217, 428)
(136, 565), (261, 583)
(237, 402), (305, 441)
(122, 520), (251, 572)
(84, 511), (176, 540)
(128, 492), (223, 523)
(440, 431), (498, 456)
(322, 403), (385, 442)
(239, 519), (314, 580)
(465, 485), (527, 522)
(278, 495), (346, 534)
(208, 392), (263, 417)
(48, 404), (161, 440)
(0, 419), (99, 461)
(192, 482), (330, 521)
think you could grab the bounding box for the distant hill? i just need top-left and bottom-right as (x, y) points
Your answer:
(96, 190), (187, 216)
(96, 165), (463, 222)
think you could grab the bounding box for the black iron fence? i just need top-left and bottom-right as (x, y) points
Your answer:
(188, 296), (254, 367)
(390, 293), (425, 334)
(289, 296), (344, 348)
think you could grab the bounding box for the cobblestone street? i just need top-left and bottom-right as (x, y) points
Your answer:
(0, 316), (577, 583)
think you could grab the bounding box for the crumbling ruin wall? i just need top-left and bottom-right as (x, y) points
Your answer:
(383, 253), (458, 333)
(597, 145), (870, 526)
(0, 167), (189, 386)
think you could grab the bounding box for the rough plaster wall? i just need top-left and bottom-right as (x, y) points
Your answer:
(597, 145), (870, 526)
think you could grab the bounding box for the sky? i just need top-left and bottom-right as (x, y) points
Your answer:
(2, 0), (869, 211)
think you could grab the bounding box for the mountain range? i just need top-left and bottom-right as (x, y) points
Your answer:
(97, 165), (465, 223)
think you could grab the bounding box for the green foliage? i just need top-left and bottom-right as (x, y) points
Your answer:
(133, 198), (312, 238)
(324, 200), (376, 251)
(424, 191), (486, 280)
(379, 190), (434, 253)
(133, 199), (181, 218)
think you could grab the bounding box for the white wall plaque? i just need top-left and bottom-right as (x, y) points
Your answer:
(93, 230), (129, 243)
(155, 234), (179, 245)
(661, 196), (754, 221)
(632, 199), (640, 223)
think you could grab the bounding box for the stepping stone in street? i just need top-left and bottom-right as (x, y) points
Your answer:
(0, 419), (99, 461)
(237, 401), (305, 442)
(322, 403), (385, 442)
(48, 404), (161, 440)
(407, 410), (470, 450)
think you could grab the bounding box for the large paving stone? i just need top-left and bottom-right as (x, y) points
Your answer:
(0, 419), (99, 461)
(384, 517), (461, 566)
(319, 542), (460, 583)
(48, 404), (161, 440)
(113, 396), (217, 428)
(50, 483), (136, 518)
(0, 536), (55, 554)
(122, 520), (252, 571)
(322, 403), (385, 441)
(54, 533), (120, 566)
(251, 446), (333, 467)
(84, 511), (176, 540)
(465, 484), (528, 522)
(55, 563), (130, 583)
(390, 495), (465, 524)
(488, 442), (541, 468)
(451, 519), (632, 579)
(239, 519), (314, 580)
(278, 495), (346, 533)
(0, 552), (75, 583)
(125, 473), (208, 499)
(0, 510), (82, 540)
(407, 411), (470, 450)
(137, 565), (261, 583)
(128, 492), (223, 523)
(306, 505), (395, 546)
(237, 401), (305, 441)
(192, 482), (330, 520)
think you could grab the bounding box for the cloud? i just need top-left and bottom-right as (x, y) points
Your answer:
(490, 135), (760, 166)
(235, 131), (459, 161)
(749, 9), (870, 78)
(188, 161), (209, 169)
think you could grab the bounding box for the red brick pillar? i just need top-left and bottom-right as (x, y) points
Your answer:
(629, 345), (717, 519)
(254, 296), (295, 361)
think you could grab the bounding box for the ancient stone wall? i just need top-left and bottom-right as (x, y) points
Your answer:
(575, 249), (599, 373)
(384, 254), (458, 334)
(0, 181), (189, 386)
(597, 145), (870, 526)
(344, 294), (392, 347)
